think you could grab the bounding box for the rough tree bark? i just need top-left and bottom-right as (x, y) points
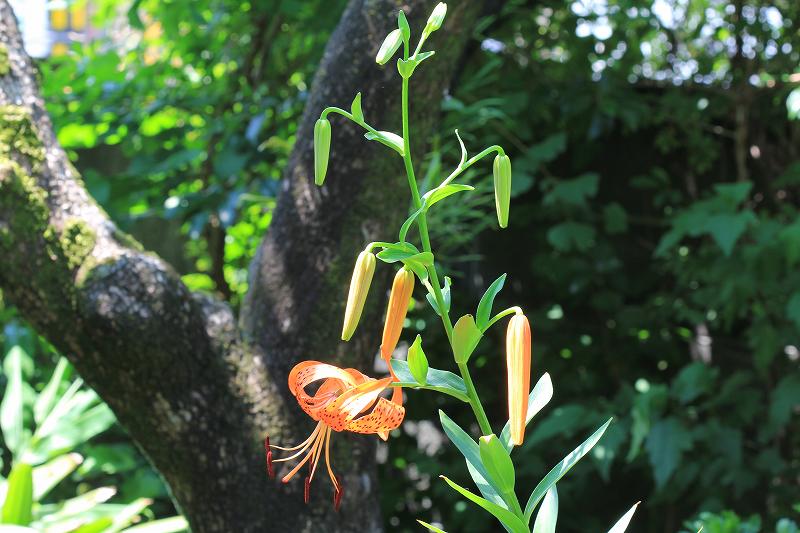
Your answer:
(0, 0), (481, 531)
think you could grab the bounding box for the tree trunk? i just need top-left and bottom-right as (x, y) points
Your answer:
(0, 0), (481, 531)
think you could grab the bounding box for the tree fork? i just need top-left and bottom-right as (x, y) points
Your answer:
(0, 0), (482, 530)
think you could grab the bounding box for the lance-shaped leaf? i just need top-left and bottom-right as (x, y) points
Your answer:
(607, 502), (640, 533)
(2, 462), (33, 526)
(479, 435), (515, 494)
(364, 131), (404, 155)
(32, 453), (83, 500)
(33, 357), (70, 425)
(1, 346), (28, 458)
(532, 486), (558, 533)
(417, 520), (447, 533)
(425, 276), (452, 316)
(350, 92), (363, 122)
(476, 274), (506, 330)
(440, 476), (528, 533)
(391, 361), (468, 402)
(524, 418), (613, 520)
(121, 516), (189, 532)
(422, 183), (474, 209)
(376, 242), (420, 263)
(438, 411), (506, 508)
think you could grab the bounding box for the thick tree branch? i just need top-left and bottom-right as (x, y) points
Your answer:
(0, 0), (482, 531)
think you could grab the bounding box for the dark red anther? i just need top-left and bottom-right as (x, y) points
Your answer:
(304, 476), (311, 504)
(333, 476), (344, 512)
(264, 437), (274, 478)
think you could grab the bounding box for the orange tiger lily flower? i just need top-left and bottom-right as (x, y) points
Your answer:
(266, 361), (405, 509)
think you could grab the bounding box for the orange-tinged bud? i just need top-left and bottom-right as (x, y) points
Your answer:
(341, 251), (376, 341)
(506, 313), (531, 446)
(380, 267), (415, 360)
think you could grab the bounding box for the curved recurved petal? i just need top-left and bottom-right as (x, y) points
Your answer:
(346, 397), (406, 437)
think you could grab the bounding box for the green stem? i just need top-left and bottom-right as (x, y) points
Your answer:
(458, 362), (493, 436)
(321, 106), (386, 141)
(400, 43), (492, 436)
(484, 306), (523, 331)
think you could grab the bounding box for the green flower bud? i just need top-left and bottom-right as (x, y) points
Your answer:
(376, 28), (403, 66)
(314, 118), (331, 186)
(424, 3), (447, 34)
(342, 250), (376, 341)
(493, 154), (511, 228)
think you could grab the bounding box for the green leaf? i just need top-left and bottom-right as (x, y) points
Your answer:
(1, 347), (28, 458)
(671, 362), (714, 404)
(524, 418), (612, 520)
(407, 335), (429, 385)
(391, 361), (468, 402)
(106, 497), (155, 532)
(769, 374), (800, 432)
(33, 357), (70, 425)
(786, 293), (800, 329)
(546, 222), (596, 252)
(440, 476), (529, 533)
(364, 131), (404, 155)
(350, 92), (363, 122)
(452, 315), (482, 364)
(403, 259), (429, 283)
(438, 411), (506, 508)
(607, 502), (640, 533)
(376, 242), (420, 263)
(500, 373), (554, 451)
(32, 452), (83, 501)
(705, 212), (755, 256)
(542, 173), (599, 207)
(476, 274), (507, 330)
(397, 58), (416, 78)
(532, 486), (558, 533)
(426, 276), (452, 317)
(455, 129), (468, 167)
(2, 463), (33, 526)
(399, 206), (425, 242)
(603, 203), (628, 234)
(75, 518), (115, 533)
(415, 51), (436, 63)
(479, 435), (515, 494)
(422, 183), (474, 209)
(397, 11), (410, 43)
(417, 520), (447, 533)
(121, 516), (189, 532)
(405, 252), (434, 266)
(645, 417), (693, 487)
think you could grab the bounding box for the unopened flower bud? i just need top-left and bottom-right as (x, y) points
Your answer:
(506, 313), (531, 446)
(425, 3), (448, 34)
(376, 28), (403, 65)
(314, 118), (331, 186)
(380, 267), (415, 360)
(493, 154), (511, 228)
(341, 251), (376, 341)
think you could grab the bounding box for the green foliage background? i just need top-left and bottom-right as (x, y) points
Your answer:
(1, 0), (799, 531)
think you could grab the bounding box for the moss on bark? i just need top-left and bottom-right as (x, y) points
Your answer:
(0, 44), (9, 76)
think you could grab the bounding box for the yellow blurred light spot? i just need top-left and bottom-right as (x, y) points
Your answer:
(71, 6), (87, 30)
(51, 42), (69, 56)
(50, 9), (68, 30)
